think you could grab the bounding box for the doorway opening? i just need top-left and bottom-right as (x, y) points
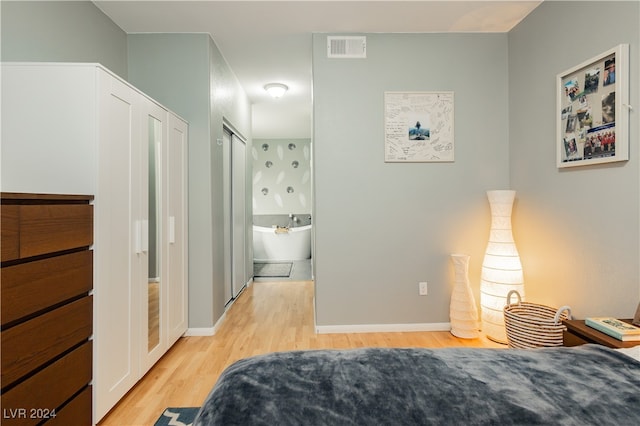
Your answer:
(250, 138), (313, 282)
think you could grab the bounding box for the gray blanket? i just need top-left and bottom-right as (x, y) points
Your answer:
(194, 344), (639, 425)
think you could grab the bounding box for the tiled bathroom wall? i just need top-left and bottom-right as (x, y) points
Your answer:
(252, 138), (311, 215)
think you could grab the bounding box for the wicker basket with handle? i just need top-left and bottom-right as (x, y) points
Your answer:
(503, 290), (572, 349)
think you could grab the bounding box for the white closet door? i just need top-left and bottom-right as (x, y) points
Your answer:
(94, 70), (142, 421)
(139, 98), (168, 373)
(167, 113), (189, 345)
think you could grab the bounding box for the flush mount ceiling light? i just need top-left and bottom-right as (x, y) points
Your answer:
(264, 83), (288, 99)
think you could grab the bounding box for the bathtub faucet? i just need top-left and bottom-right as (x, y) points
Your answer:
(288, 213), (298, 227)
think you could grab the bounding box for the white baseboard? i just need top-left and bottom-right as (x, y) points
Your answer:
(184, 327), (215, 336)
(315, 322), (451, 334)
(185, 311), (227, 336)
(186, 278), (254, 337)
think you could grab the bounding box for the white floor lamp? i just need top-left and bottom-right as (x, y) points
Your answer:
(480, 190), (524, 343)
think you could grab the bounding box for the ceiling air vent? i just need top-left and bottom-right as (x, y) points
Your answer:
(327, 36), (366, 59)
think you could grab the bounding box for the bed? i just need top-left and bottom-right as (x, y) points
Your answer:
(194, 344), (639, 425)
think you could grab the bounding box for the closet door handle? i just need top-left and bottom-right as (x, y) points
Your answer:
(135, 220), (149, 254)
(135, 221), (142, 254)
(169, 216), (176, 244)
(141, 219), (149, 253)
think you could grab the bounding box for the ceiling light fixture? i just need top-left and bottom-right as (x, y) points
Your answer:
(264, 83), (288, 99)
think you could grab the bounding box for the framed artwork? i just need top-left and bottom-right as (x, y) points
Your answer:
(557, 44), (629, 168)
(384, 91), (454, 162)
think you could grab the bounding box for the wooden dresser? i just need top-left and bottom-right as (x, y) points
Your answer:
(1, 193), (94, 425)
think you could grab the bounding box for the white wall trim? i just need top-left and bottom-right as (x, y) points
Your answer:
(185, 311), (227, 336)
(184, 327), (215, 337)
(187, 279), (253, 337)
(315, 322), (451, 334)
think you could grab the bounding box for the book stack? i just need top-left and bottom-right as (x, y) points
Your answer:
(585, 317), (640, 341)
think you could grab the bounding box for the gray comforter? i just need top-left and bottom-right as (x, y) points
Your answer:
(194, 344), (639, 425)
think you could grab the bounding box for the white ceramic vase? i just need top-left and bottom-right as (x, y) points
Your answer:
(449, 254), (479, 339)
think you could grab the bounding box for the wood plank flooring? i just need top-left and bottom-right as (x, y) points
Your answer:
(148, 281), (159, 351)
(98, 280), (502, 425)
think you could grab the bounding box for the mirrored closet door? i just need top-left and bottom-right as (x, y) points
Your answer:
(140, 101), (189, 372)
(140, 100), (167, 372)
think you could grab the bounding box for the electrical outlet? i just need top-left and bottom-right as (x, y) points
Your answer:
(419, 281), (428, 296)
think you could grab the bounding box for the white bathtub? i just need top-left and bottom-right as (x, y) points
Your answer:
(253, 224), (312, 262)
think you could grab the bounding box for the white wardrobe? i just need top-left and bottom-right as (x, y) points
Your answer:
(1, 63), (189, 423)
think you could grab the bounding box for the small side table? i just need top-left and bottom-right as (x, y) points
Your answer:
(562, 319), (639, 349)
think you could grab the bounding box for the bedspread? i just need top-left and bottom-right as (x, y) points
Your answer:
(194, 344), (639, 425)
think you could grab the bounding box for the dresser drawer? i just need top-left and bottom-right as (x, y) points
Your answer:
(1, 205), (20, 260)
(44, 386), (92, 426)
(1, 250), (93, 326)
(1, 342), (92, 426)
(1, 296), (93, 388)
(18, 204), (93, 259)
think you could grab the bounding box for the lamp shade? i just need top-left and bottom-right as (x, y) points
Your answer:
(480, 190), (524, 343)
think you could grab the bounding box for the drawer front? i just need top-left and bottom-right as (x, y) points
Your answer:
(45, 386), (92, 426)
(18, 204), (93, 258)
(1, 296), (92, 388)
(1, 342), (92, 426)
(1, 250), (93, 326)
(1, 205), (20, 261)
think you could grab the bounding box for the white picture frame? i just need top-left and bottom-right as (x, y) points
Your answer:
(557, 44), (629, 168)
(384, 91), (454, 162)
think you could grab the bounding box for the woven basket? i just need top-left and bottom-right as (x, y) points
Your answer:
(503, 290), (572, 349)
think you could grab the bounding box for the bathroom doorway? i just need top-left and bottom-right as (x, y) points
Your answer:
(251, 139), (313, 281)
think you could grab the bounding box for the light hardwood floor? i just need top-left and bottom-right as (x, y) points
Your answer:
(98, 280), (503, 425)
(148, 282), (159, 351)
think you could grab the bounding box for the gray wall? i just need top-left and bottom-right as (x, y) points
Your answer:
(128, 34), (252, 329)
(508, 1), (640, 318)
(0, 0), (127, 78)
(312, 33), (511, 326)
(209, 36), (254, 325)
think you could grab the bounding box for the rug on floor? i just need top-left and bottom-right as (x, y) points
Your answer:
(254, 262), (293, 277)
(154, 407), (200, 426)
